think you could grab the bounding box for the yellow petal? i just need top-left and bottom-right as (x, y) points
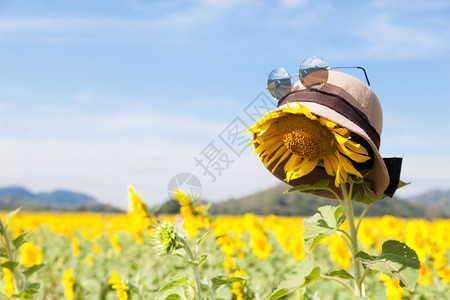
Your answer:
(333, 127), (350, 137)
(283, 102), (317, 120)
(284, 154), (302, 173)
(345, 139), (369, 155)
(323, 153), (338, 176)
(263, 145), (286, 167)
(336, 142), (370, 163)
(340, 155), (363, 178)
(287, 158), (318, 181)
(319, 118), (336, 129)
(271, 150), (291, 173)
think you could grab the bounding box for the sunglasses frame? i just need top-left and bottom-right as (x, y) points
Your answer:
(267, 61), (371, 100)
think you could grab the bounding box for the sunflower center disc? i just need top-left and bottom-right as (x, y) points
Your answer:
(277, 114), (336, 159)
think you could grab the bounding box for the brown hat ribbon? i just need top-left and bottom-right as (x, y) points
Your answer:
(278, 87), (381, 149)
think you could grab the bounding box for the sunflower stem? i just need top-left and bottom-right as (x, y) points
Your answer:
(180, 239), (203, 300)
(356, 203), (372, 235)
(336, 229), (353, 250)
(340, 183), (365, 298)
(320, 275), (356, 297)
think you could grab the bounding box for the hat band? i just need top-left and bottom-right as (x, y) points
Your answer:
(277, 87), (381, 149)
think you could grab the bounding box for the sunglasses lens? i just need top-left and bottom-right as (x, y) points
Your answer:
(267, 67), (292, 100)
(299, 56), (329, 88)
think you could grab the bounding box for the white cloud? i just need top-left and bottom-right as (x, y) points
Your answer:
(0, 90), (274, 208)
(0, 103), (447, 208)
(375, 112), (450, 197)
(396, 154), (450, 197)
(359, 14), (444, 58)
(0, 138), (196, 208)
(279, 0), (309, 7)
(0, 106), (227, 145)
(342, 1), (450, 60)
(369, 0), (450, 11)
(0, 0), (252, 41)
(0, 133), (277, 209)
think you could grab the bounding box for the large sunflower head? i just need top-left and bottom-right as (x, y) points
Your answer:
(249, 69), (401, 198)
(249, 102), (373, 190)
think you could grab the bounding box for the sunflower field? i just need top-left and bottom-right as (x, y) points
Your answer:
(0, 186), (449, 300)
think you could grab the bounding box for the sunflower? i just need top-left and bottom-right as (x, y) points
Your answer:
(248, 102), (371, 187)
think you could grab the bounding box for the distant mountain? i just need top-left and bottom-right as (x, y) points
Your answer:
(208, 184), (442, 218)
(0, 186), (123, 212)
(36, 190), (97, 206)
(407, 189), (450, 217)
(156, 184), (449, 218)
(0, 187), (35, 200)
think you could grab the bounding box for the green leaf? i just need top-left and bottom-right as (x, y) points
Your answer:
(302, 267), (321, 287)
(303, 214), (328, 251)
(0, 261), (18, 271)
(356, 240), (420, 291)
(12, 232), (29, 250)
(6, 207), (22, 224)
(328, 269), (353, 280)
(0, 247), (8, 258)
(158, 275), (189, 293)
(26, 282), (40, 290)
(23, 264), (45, 278)
(196, 230), (211, 246)
(197, 254), (207, 266)
(156, 286), (187, 300)
(165, 295), (182, 300)
(397, 181), (410, 190)
(211, 275), (245, 289)
(12, 285), (39, 300)
(303, 205), (344, 251)
(318, 205), (341, 228)
(286, 179), (331, 195)
(127, 283), (140, 294)
(351, 177), (409, 204)
(351, 178), (383, 204)
(269, 257), (318, 300)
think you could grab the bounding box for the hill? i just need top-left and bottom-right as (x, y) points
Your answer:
(208, 184), (444, 218)
(157, 184), (449, 218)
(0, 186), (124, 212)
(407, 189), (450, 217)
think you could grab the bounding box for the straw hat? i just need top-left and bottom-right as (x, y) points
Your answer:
(250, 68), (402, 198)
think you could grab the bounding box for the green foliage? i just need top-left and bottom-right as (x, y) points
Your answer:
(210, 275), (245, 289)
(303, 205), (345, 251)
(157, 275), (189, 293)
(150, 221), (249, 300)
(287, 179), (334, 195)
(349, 176), (383, 204)
(356, 240), (420, 291)
(270, 179), (421, 299)
(269, 257), (322, 300)
(0, 207), (45, 299)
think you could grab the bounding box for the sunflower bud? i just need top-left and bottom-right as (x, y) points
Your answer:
(151, 220), (178, 255)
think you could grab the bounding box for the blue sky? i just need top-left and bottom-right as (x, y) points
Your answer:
(0, 0), (449, 209)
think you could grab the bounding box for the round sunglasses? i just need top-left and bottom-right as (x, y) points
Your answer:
(267, 56), (370, 100)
